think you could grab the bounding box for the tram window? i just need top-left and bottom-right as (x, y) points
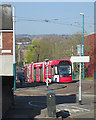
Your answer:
(58, 61), (72, 75)
(51, 66), (53, 75)
(29, 66), (31, 77)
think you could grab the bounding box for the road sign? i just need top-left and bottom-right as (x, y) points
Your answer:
(70, 56), (90, 63)
(70, 56), (90, 105)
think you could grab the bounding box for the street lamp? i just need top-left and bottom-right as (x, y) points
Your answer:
(80, 12), (85, 80)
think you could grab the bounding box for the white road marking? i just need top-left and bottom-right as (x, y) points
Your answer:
(71, 106), (90, 112)
(71, 109), (81, 112)
(57, 104), (91, 114)
(28, 101), (46, 104)
(28, 101), (46, 108)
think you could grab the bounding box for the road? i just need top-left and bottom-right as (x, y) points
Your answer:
(3, 80), (95, 120)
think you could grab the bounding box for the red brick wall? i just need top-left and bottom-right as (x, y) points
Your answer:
(84, 33), (95, 78)
(0, 32), (13, 55)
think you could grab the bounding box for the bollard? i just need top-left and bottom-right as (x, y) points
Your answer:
(47, 90), (56, 117)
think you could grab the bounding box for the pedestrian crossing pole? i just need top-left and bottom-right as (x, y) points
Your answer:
(45, 59), (49, 88)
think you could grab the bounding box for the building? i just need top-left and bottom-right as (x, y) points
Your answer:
(0, 4), (14, 119)
(0, 4), (13, 75)
(84, 33), (96, 79)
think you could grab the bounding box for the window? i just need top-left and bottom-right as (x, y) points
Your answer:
(0, 32), (2, 49)
(58, 61), (72, 75)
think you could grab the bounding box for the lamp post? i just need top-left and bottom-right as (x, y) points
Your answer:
(80, 13), (85, 80)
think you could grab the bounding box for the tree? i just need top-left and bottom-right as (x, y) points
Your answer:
(24, 33), (82, 63)
(25, 40), (40, 63)
(39, 39), (52, 61)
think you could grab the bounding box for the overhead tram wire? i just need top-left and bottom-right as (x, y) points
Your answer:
(15, 15), (94, 22)
(15, 16), (94, 31)
(16, 18), (83, 29)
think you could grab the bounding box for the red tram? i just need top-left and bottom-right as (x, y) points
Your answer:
(24, 59), (72, 83)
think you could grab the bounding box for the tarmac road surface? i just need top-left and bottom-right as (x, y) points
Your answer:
(2, 80), (95, 120)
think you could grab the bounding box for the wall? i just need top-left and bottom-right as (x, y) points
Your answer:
(0, 4), (14, 119)
(0, 55), (13, 76)
(0, 32), (13, 76)
(0, 32), (13, 55)
(84, 33), (95, 78)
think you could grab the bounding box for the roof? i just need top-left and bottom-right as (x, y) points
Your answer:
(84, 32), (96, 37)
(0, 4), (13, 30)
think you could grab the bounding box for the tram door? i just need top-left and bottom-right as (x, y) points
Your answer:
(51, 66), (54, 82)
(36, 67), (39, 82)
(39, 67), (42, 82)
(34, 68), (36, 82)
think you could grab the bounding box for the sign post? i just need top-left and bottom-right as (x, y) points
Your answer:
(47, 66), (48, 88)
(79, 62), (82, 104)
(70, 56), (90, 104)
(45, 59), (49, 88)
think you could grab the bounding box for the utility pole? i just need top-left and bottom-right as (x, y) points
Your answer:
(18, 45), (20, 64)
(17, 43), (22, 65)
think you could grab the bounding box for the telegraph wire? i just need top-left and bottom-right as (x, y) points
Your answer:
(15, 16), (94, 26)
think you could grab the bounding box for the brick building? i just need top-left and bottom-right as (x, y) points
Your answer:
(84, 33), (96, 79)
(0, 4), (14, 119)
(0, 4), (13, 75)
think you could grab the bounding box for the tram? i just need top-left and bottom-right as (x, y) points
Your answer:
(24, 59), (72, 83)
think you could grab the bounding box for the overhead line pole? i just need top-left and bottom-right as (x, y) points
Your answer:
(83, 14), (85, 80)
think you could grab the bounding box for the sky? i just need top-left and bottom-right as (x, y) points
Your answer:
(1, 1), (94, 35)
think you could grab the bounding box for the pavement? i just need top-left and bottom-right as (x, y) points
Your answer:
(2, 80), (96, 120)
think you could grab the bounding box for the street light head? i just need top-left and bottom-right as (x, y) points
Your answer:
(80, 13), (84, 15)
